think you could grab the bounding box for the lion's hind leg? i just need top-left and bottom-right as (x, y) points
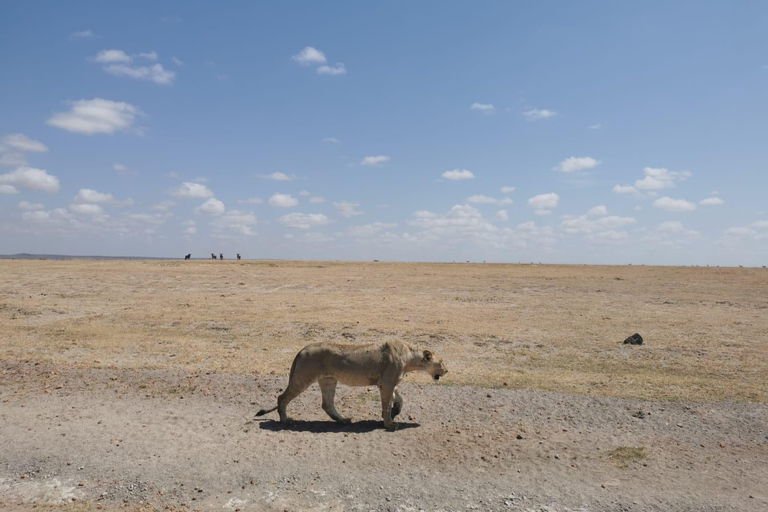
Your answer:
(319, 378), (351, 424)
(277, 373), (313, 425)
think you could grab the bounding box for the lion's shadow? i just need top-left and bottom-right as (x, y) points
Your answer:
(256, 419), (420, 433)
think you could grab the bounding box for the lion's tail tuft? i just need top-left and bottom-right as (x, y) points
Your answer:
(255, 405), (277, 417)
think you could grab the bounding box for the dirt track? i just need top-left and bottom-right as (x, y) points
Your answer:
(2, 364), (767, 512)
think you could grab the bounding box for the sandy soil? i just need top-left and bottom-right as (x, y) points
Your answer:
(1, 260), (767, 511)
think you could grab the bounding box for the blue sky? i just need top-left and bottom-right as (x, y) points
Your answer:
(1, 1), (767, 264)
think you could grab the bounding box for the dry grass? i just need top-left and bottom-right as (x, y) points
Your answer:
(607, 446), (648, 468)
(1, 260), (766, 402)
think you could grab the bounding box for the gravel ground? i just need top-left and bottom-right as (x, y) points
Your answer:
(2, 363), (766, 511)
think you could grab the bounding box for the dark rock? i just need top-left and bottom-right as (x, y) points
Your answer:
(624, 333), (643, 345)
(632, 411), (646, 419)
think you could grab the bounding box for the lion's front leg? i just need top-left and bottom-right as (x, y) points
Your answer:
(391, 389), (403, 419)
(379, 383), (398, 431)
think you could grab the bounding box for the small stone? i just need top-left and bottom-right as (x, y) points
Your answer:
(677, 423), (683, 428)
(516, 434), (523, 440)
(623, 333), (643, 345)
(554, 454), (560, 460)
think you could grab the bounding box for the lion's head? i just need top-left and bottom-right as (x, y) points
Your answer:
(421, 350), (448, 381)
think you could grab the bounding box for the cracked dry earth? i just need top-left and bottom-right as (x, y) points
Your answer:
(1, 364), (766, 512)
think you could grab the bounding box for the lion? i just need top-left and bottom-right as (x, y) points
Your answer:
(255, 340), (447, 431)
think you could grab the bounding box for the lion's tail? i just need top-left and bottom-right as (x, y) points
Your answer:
(255, 352), (301, 418)
(255, 405), (277, 417)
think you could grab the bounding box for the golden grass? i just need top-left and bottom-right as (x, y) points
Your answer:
(1, 259), (767, 402)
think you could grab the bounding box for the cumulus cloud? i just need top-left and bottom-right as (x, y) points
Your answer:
(168, 182), (214, 199)
(634, 167), (692, 190)
(560, 215), (636, 236)
(47, 98), (141, 135)
(89, 49), (132, 64)
(442, 169), (475, 181)
(103, 63), (175, 85)
(269, 193), (299, 208)
(471, 103), (495, 113)
(260, 171), (295, 181)
(278, 212), (329, 229)
(334, 201), (363, 218)
(69, 203), (104, 216)
(495, 210), (509, 221)
(527, 193), (560, 211)
(466, 195), (512, 205)
(361, 155), (390, 166)
(211, 210), (257, 236)
(310, 196), (326, 203)
(612, 184), (638, 194)
(700, 197), (725, 206)
(137, 51), (158, 61)
(317, 63), (346, 75)
(587, 205), (608, 216)
(73, 188), (113, 203)
(1, 134), (49, 153)
(195, 198), (226, 216)
(523, 108), (558, 121)
(0, 185), (19, 194)
(652, 196), (697, 212)
(643, 221), (701, 245)
(0, 167), (60, 193)
(292, 47), (327, 65)
(752, 220), (768, 229)
(554, 156), (601, 173)
(500, 186), (515, 194)
(347, 222), (397, 237)
(18, 201), (44, 210)
(153, 200), (176, 211)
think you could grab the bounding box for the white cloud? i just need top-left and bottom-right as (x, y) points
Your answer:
(652, 196), (697, 212)
(0, 167), (60, 193)
(560, 215), (636, 236)
(103, 63), (176, 85)
(725, 227), (757, 238)
(153, 200), (176, 211)
(471, 103), (495, 113)
(361, 155), (390, 166)
(165, 171), (180, 179)
(260, 171), (294, 181)
(137, 51), (158, 61)
(168, 182), (214, 199)
(527, 193), (560, 210)
(195, 198), (226, 216)
(442, 169), (475, 181)
(172, 56), (184, 66)
(73, 188), (113, 203)
(334, 201), (363, 218)
(238, 197), (263, 205)
(500, 186), (515, 194)
(523, 108), (558, 121)
(18, 201), (44, 210)
(495, 210), (509, 221)
(69, 203), (104, 216)
(589, 123), (601, 129)
(298, 190), (310, 196)
(269, 193), (299, 208)
(0, 152), (27, 167)
(70, 30), (95, 40)
(317, 63), (346, 75)
(322, 138), (339, 143)
(278, 212), (329, 229)
(533, 209), (552, 216)
(700, 197), (725, 206)
(466, 195), (512, 205)
(0, 185), (19, 194)
(643, 221), (701, 245)
(554, 156), (601, 173)
(1, 134), (49, 153)
(184, 226), (196, 235)
(634, 167), (692, 190)
(89, 49), (132, 63)
(310, 195), (326, 203)
(47, 98), (141, 135)
(587, 205), (608, 216)
(211, 210), (257, 236)
(292, 47), (327, 65)
(612, 184), (638, 194)
(113, 163), (137, 176)
(752, 220), (768, 229)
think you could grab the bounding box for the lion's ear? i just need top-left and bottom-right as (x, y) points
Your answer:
(423, 350), (433, 362)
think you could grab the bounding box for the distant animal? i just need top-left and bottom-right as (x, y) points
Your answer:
(211, 253), (217, 260)
(237, 253), (241, 260)
(184, 254), (191, 260)
(220, 253), (224, 260)
(739, 265), (744, 268)
(255, 340), (448, 431)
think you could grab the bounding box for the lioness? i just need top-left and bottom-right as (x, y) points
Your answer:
(256, 340), (447, 431)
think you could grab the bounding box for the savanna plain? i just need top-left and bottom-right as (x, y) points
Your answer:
(1, 260), (766, 512)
